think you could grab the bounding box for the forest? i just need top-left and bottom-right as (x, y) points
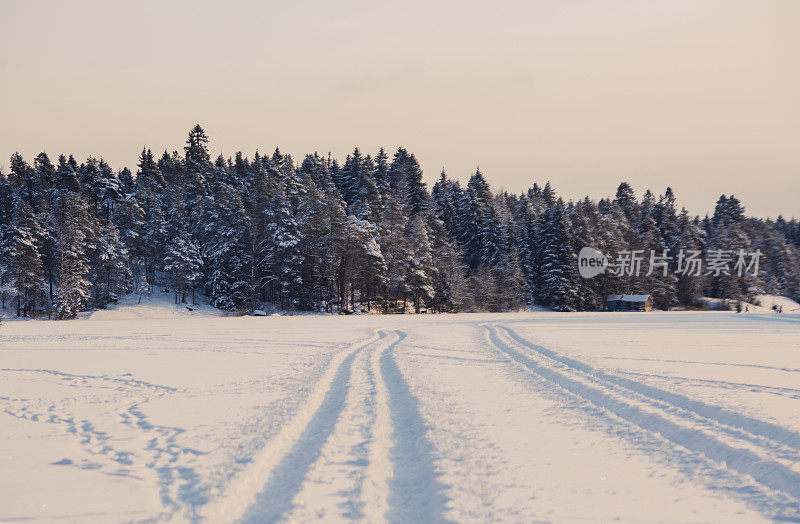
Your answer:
(1, 125), (798, 318)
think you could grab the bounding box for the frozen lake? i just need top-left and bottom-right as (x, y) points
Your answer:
(2, 306), (799, 522)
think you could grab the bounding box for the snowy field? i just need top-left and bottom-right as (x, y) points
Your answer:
(2, 299), (800, 523)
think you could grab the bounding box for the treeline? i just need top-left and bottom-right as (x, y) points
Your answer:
(1, 125), (799, 318)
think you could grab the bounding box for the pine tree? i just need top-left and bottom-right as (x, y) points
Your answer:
(266, 187), (303, 309)
(182, 126), (212, 218)
(516, 196), (539, 304)
(9, 153), (43, 211)
(430, 222), (471, 311)
(299, 153), (334, 192)
(452, 181), (479, 266)
(141, 189), (168, 286)
(374, 147), (389, 188)
(467, 169), (505, 267)
(335, 148), (364, 207)
(673, 209), (706, 305)
(52, 193), (92, 319)
(377, 192), (410, 309)
(405, 214), (436, 313)
(536, 200), (578, 311)
(615, 182), (639, 226)
(185, 125), (211, 164)
(0, 200), (45, 316)
(114, 193), (146, 279)
(204, 183), (252, 310)
(431, 170), (457, 235)
(97, 159), (121, 224)
(345, 215), (388, 311)
(164, 230), (202, 305)
(34, 152), (56, 195)
(387, 148), (410, 196)
(136, 148), (165, 190)
(635, 212), (677, 309)
(322, 187), (349, 310)
(0, 171), (14, 309)
(403, 153), (427, 215)
(118, 167), (135, 196)
(80, 158), (104, 212)
(95, 224), (131, 306)
(54, 155), (81, 194)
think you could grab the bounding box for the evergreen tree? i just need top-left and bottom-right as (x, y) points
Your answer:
(377, 192), (410, 309)
(54, 155), (81, 194)
(536, 200), (578, 311)
(164, 230), (202, 305)
(0, 200), (45, 316)
(266, 188), (303, 309)
(374, 147), (389, 188)
(467, 169), (505, 267)
(1, 129), (793, 315)
(615, 182), (639, 226)
(95, 224), (132, 306)
(137, 147), (165, 190)
(52, 193), (93, 319)
(405, 215), (436, 313)
(204, 183), (252, 310)
(9, 153), (43, 211)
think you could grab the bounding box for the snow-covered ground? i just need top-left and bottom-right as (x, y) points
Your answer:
(1, 300), (799, 522)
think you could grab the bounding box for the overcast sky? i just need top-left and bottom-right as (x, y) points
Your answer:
(1, 0), (798, 218)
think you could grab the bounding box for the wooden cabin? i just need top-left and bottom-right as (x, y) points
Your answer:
(606, 294), (652, 312)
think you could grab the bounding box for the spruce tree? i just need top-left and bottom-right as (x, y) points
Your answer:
(52, 193), (92, 319)
(163, 230), (202, 305)
(536, 200), (578, 311)
(404, 214), (436, 313)
(266, 188), (303, 309)
(0, 200), (45, 316)
(95, 224), (132, 306)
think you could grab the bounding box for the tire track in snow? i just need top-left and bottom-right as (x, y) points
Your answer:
(358, 329), (394, 523)
(274, 329), (450, 523)
(498, 324), (800, 457)
(276, 331), (395, 522)
(210, 328), (450, 524)
(197, 329), (386, 524)
(381, 330), (451, 523)
(237, 346), (364, 523)
(484, 323), (800, 520)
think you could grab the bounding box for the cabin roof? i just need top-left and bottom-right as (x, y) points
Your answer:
(606, 294), (651, 302)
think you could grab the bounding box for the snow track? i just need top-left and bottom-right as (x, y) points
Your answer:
(380, 330), (450, 523)
(201, 329), (448, 524)
(199, 329), (385, 523)
(485, 322), (800, 520)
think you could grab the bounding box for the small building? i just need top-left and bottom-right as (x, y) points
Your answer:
(606, 294), (652, 312)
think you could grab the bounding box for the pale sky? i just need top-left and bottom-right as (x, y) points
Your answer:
(1, 0), (798, 218)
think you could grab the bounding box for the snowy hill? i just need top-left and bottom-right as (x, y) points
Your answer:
(700, 294), (800, 314)
(84, 291), (223, 321)
(749, 294), (800, 313)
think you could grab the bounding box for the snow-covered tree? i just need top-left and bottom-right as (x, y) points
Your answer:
(404, 215), (436, 313)
(0, 200), (45, 316)
(164, 230), (202, 305)
(52, 193), (92, 319)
